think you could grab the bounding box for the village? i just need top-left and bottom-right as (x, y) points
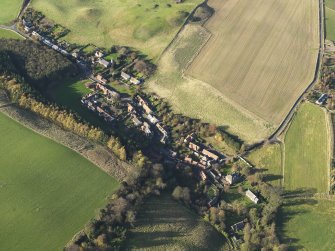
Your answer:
(17, 10), (263, 244)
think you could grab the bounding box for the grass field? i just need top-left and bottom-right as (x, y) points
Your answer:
(123, 194), (227, 251)
(247, 143), (283, 186)
(186, 0), (319, 125)
(0, 28), (24, 39)
(284, 102), (329, 193)
(0, 112), (119, 251)
(0, 0), (22, 24)
(31, 0), (202, 59)
(147, 24), (274, 143)
(326, 0), (335, 41)
(278, 198), (335, 250)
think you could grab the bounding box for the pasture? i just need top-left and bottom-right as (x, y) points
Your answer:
(326, 0), (335, 41)
(123, 194), (227, 250)
(0, 112), (119, 251)
(247, 143), (283, 186)
(0, 29), (24, 39)
(0, 0), (22, 24)
(284, 102), (329, 193)
(147, 24), (274, 143)
(278, 198), (335, 251)
(186, 0), (320, 125)
(31, 0), (202, 59)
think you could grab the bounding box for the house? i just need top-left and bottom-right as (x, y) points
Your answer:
(198, 163), (207, 170)
(208, 170), (217, 180)
(156, 123), (168, 136)
(132, 114), (142, 126)
(189, 142), (201, 152)
(121, 72), (131, 81)
(24, 26), (31, 32)
(60, 50), (69, 56)
(147, 114), (159, 124)
(96, 74), (107, 84)
(246, 189), (259, 204)
(127, 103), (136, 113)
(225, 173), (241, 185)
(316, 93), (328, 105)
(184, 156), (193, 165)
(43, 39), (53, 47)
(96, 83), (120, 100)
(202, 149), (220, 161)
(137, 96), (153, 114)
(208, 196), (219, 207)
(184, 133), (195, 143)
(130, 77), (141, 85)
(98, 58), (110, 68)
(141, 122), (152, 136)
(200, 171), (207, 181)
(72, 52), (79, 58)
(95, 51), (104, 58)
(32, 31), (41, 39)
(231, 221), (245, 232)
(52, 45), (59, 50)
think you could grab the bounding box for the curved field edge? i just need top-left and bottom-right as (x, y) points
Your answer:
(0, 0), (22, 25)
(0, 111), (119, 251)
(0, 28), (24, 39)
(122, 194), (227, 251)
(283, 102), (330, 193)
(147, 24), (274, 143)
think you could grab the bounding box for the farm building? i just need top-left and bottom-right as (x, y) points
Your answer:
(200, 171), (207, 181)
(127, 103), (136, 113)
(246, 189), (259, 204)
(141, 122), (152, 136)
(147, 114), (159, 124)
(95, 51), (104, 58)
(316, 94), (328, 105)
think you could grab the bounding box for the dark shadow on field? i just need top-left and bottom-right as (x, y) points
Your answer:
(277, 188), (319, 251)
(263, 174), (283, 183)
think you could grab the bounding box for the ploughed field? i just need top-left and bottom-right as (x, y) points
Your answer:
(123, 194), (227, 250)
(0, 112), (119, 251)
(31, 0), (202, 59)
(187, 0), (320, 125)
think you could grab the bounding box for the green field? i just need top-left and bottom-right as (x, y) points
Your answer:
(0, 112), (119, 251)
(284, 102), (329, 193)
(123, 194), (227, 250)
(0, 0), (22, 24)
(278, 198), (335, 250)
(247, 143), (283, 186)
(0, 28), (24, 39)
(326, 1), (335, 42)
(31, 0), (202, 59)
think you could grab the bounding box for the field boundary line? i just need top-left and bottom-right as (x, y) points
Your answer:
(269, 0), (325, 141)
(0, 104), (129, 181)
(325, 109), (333, 193)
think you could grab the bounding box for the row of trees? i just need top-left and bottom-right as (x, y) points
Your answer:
(0, 76), (126, 161)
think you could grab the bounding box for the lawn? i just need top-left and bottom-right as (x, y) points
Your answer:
(0, 28), (24, 39)
(0, 0), (22, 24)
(147, 24), (274, 143)
(278, 198), (335, 251)
(122, 194), (227, 251)
(247, 143), (283, 186)
(31, 0), (202, 59)
(0, 112), (119, 251)
(186, 0), (320, 125)
(284, 102), (330, 193)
